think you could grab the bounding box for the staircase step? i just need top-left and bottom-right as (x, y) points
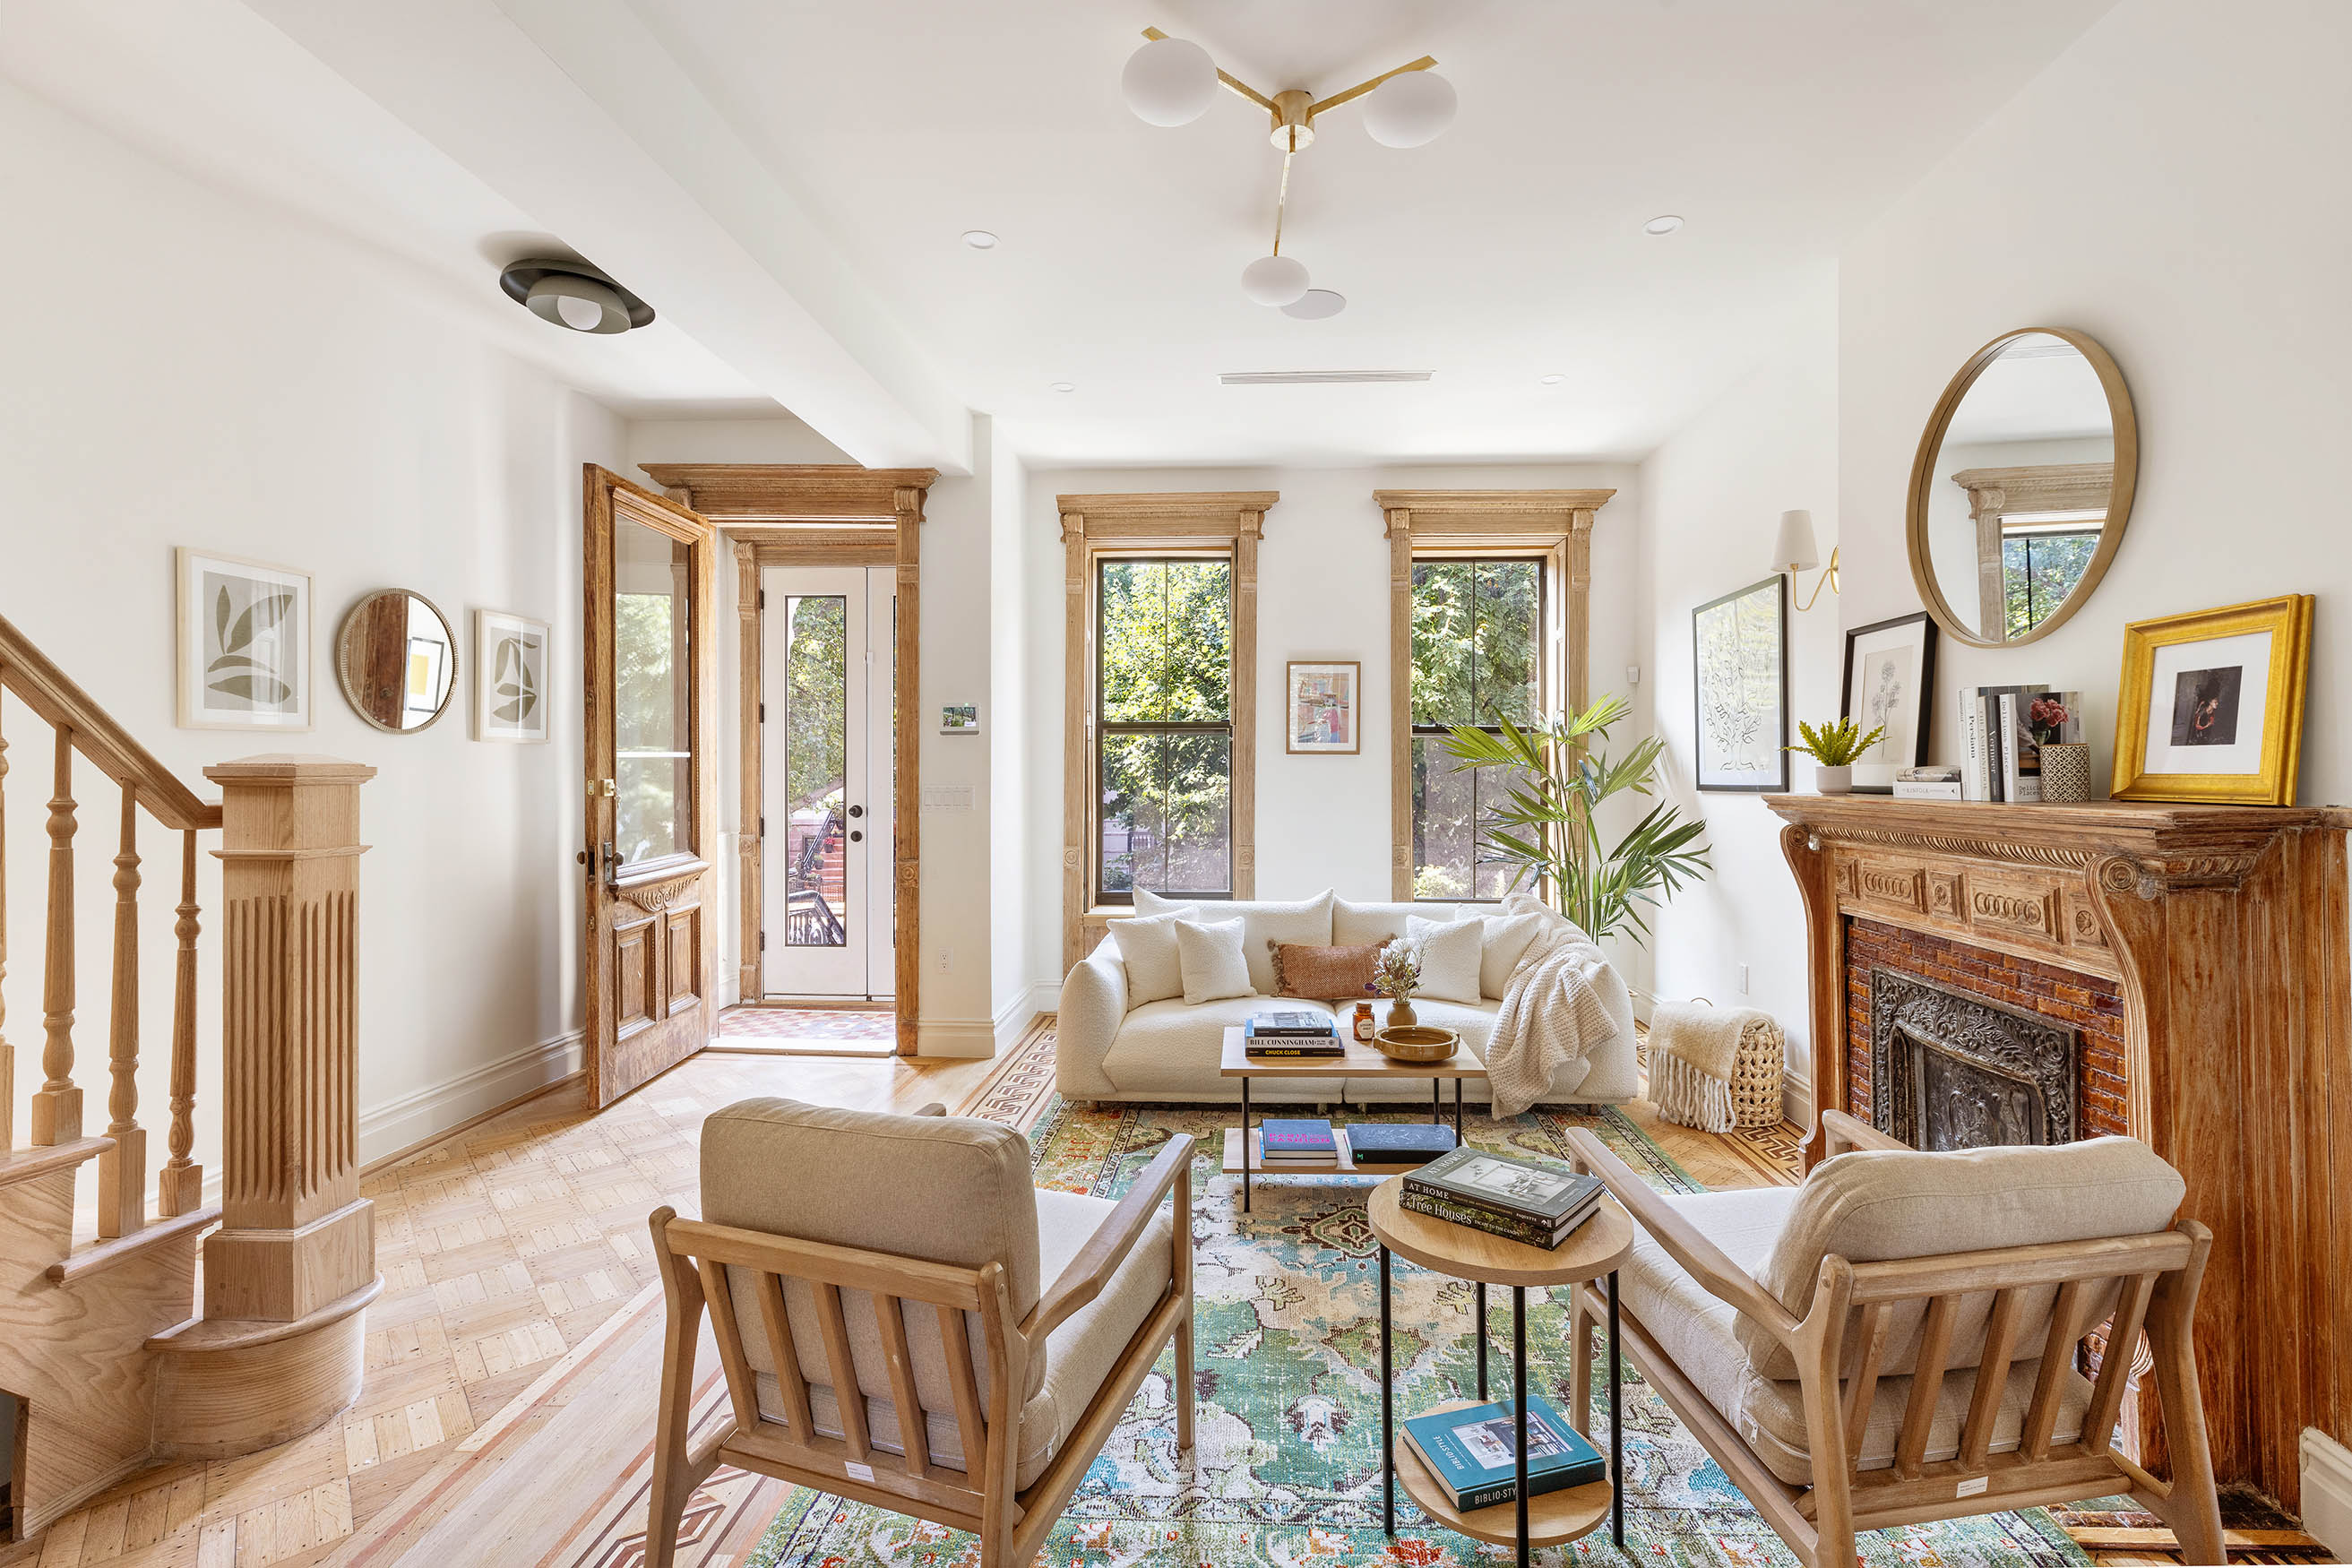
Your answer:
(0, 1136), (113, 1191)
(47, 1204), (220, 1284)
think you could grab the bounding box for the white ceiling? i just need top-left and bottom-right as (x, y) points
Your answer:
(626, 0), (2116, 465)
(0, 0), (2116, 469)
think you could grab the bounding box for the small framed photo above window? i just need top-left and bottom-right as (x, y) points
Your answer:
(474, 608), (551, 743)
(2112, 594), (2312, 806)
(1692, 574), (1788, 793)
(1285, 660), (1359, 754)
(1839, 611), (1939, 793)
(176, 547), (313, 732)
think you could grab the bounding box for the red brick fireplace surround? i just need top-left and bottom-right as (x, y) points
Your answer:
(1767, 794), (2350, 1512)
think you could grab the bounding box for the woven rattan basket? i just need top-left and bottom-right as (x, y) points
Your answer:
(1729, 1014), (1787, 1129)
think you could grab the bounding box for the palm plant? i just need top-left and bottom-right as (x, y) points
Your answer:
(1437, 694), (1710, 946)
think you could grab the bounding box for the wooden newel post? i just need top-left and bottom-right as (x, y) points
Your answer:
(201, 756), (376, 1322)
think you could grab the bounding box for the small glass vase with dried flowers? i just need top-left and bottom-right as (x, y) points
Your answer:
(1368, 943), (1421, 1029)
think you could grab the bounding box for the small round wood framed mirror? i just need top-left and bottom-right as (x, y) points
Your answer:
(335, 589), (459, 733)
(1906, 326), (2138, 649)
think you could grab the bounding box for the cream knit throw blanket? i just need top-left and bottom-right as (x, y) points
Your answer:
(1483, 893), (1630, 1119)
(1648, 1001), (1767, 1133)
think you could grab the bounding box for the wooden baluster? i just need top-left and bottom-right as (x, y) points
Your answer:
(30, 728), (80, 1144)
(98, 783), (145, 1236)
(158, 828), (204, 1217)
(0, 667), (13, 1150)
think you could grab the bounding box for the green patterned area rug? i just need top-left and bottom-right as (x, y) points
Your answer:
(747, 1099), (2088, 1567)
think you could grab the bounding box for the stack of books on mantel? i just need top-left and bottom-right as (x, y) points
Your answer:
(1893, 765), (1963, 800)
(1244, 1009), (1342, 1056)
(1401, 1147), (1605, 1249)
(1258, 1118), (1338, 1167)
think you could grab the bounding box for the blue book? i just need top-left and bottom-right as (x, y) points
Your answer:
(1344, 1124), (1457, 1165)
(1258, 1117), (1336, 1155)
(1400, 1395), (1604, 1512)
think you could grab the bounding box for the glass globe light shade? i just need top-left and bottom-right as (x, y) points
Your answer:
(1241, 254), (1310, 306)
(526, 273), (628, 333)
(1122, 38), (1218, 127)
(1362, 70), (1457, 148)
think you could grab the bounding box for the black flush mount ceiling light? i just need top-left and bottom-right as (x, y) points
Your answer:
(498, 257), (655, 334)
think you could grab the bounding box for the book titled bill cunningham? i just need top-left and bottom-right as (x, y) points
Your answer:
(1400, 1394), (1604, 1511)
(1405, 1146), (1603, 1229)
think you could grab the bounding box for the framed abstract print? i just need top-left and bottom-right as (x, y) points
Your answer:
(1693, 575), (1789, 792)
(1286, 659), (1360, 754)
(176, 547), (312, 731)
(1840, 611), (1939, 793)
(474, 607), (551, 743)
(2112, 595), (2311, 805)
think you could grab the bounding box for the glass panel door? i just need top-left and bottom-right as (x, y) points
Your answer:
(614, 517), (694, 867)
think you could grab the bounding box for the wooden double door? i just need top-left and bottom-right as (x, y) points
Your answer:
(583, 468), (719, 1107)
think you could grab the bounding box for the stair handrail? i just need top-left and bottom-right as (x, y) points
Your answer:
(0, 611), (220, 831)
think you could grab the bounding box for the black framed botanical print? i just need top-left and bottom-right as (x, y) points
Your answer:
(1840, 611), (1939, 792)
(1692, 574), (1789, 792)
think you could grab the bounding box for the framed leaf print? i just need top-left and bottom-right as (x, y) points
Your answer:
(176, 547), (312, 731)
(474, 609), (551, 743)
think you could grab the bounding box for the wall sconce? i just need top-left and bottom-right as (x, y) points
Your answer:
(1771, 509), (1839, 612)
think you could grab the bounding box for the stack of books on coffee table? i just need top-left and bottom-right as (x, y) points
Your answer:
(1243, 1009), (1342, 1056)
(1400, 1147), (1605, 1249)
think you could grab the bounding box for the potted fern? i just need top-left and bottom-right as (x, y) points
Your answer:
(1435, 694), (1709, 946)
(1788, 717), (1885, 795)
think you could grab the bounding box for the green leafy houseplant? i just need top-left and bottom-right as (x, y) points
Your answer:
(1788, 716), (1885, 766)
(1436, 694), (1710, 946)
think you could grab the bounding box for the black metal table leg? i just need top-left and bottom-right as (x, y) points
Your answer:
(1513, 1284), (1529, 1568)
(1476, 1282), (1488, 1400)
(1381, 1244), (1394, 1535)
(1240, 1074), (1251, 1213)
(1452, 1077), (1463, 1141)
(1431, 1076), (1441, 1124)
(1609, 1267), (1624, 1549)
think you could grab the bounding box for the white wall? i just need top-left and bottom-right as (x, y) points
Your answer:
(0, 76), (621, 1171)
(1636, 271), (1841, 1114)
(986, 425), (1038, 1046)
(1021, 461), (1642, 998)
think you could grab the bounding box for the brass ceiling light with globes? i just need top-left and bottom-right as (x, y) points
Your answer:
(1121, 28), (1457, 313)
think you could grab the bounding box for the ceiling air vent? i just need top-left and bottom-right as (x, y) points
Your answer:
(1218, 370), (1434, 386)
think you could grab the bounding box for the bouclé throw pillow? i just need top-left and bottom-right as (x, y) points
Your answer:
(1175, 917), (1254, 1005)
(1107, 907), (1198, 1006)
(1478, 911), (1548, 999)
(1406, 915), (1486, 1005)
(1270, 941), (1388, 1001)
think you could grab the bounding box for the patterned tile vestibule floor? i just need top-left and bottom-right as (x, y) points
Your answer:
(4, 1017), (2311, 1568)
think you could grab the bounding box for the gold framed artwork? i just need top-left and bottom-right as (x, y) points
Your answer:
(1286, 659), (1359, 754)
(2111, 594), (2312, 806)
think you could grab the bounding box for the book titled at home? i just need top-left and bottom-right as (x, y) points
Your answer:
(1344, 1123), (1457, 1167)
(1258, 1118), (1337, 1163)
(1405, 1147), (1602, 1228)
(1399, 1188), (1597, 1249)
(1400, 1395), (1604, 1512)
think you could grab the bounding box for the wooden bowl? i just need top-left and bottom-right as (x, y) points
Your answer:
(1374, 1024), (1460, 1063)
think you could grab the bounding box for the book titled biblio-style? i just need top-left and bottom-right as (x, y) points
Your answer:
(1400, 1395), (1605, 1511)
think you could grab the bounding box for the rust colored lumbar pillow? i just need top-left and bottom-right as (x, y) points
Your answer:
(1269, 940), (1389, 1000)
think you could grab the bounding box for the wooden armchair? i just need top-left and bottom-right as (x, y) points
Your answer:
(1562, 1110), (2222, 1567)
(646, 1098), (1195, 1567)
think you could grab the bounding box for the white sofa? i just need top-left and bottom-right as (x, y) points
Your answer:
(1054, 892), (1637, 1107)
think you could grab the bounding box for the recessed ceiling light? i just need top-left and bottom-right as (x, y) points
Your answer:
(961, 229), (999, 249)
(1538, 373), (1566, 385)
(1049, 382), (1077, 392)
(1643, 214), (1684, 236)
(1280, 289), (1347, 320)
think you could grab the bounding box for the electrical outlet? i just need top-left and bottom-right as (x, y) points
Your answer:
(937, 947), (951, 972)
(1737, 963), (1750, 995)
(1626, 663), (1641, 686)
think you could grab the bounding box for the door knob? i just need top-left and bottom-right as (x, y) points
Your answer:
(848, 804), (864, 819)
(849, 830), (863, 843)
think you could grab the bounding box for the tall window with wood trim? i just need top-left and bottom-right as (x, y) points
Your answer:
(1096, 556), (1233, 903)
(1409, 557), (1543, 901)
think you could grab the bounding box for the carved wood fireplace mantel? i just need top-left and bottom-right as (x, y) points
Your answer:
(1765, 793), (2350, 1511)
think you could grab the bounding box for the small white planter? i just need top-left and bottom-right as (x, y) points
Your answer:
(1814, 764), (1853, 795)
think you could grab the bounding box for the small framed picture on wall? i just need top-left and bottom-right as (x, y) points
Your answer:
(2112, 594), (2311, 805)
(1286, 660), (1359, 754)
(176, 547), (313, 731)
(1692, 576), (1788, 791)
(474, 608), (551, 743)
(1840, 611), (1939, 792)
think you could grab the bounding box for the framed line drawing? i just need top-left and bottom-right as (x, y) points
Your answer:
(1692, 575), (1788, 792)
(176, 547), (312, 731)
(1840, 610), (1939, 793)
(1286, 659), (1359, 754)
(474, 607), (551, 743)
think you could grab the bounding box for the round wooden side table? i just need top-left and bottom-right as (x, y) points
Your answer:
(1367, 1179), (1635, 1568)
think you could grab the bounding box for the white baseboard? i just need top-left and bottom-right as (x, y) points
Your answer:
(1781, 1071), (1814, 1131)
(2304, 1427), (2352, 1559)
(917, 1019), (998, 1058)
(993, 981), (1056, 1055)
(358, 1030), (584, 1167)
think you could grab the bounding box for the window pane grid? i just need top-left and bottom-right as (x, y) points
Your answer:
(1097, 557), (1234, 903)
(1409, 556), (1545, 902)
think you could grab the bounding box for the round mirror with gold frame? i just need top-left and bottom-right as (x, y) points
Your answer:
(1906, 326), (2138, 649)
(335, 589), (459, 733)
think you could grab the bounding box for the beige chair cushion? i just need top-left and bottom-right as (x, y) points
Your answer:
(1175, 917), (1253, 1004)
(1620, 1185), (2090, 1486)
(1741, 1136), (2184, 1379)
(1335, 898), (1455, 944)
(1108, 909), (1196, 1005)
